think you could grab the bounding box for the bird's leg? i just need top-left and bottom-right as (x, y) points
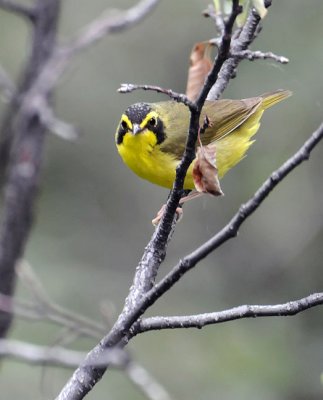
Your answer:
(179, 190), (205, 204)
(152, 190), (205, 226)
(152, 204), (180, 226)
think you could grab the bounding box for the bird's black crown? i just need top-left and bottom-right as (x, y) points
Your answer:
(125, 103), (151, 124)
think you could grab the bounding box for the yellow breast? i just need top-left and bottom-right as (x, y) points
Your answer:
(117, 130), (187, 189)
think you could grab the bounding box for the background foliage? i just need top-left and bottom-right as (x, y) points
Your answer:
(0, 0), (322, 399)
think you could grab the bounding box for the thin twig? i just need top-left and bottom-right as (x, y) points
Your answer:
(231, 49), (289, 64)
(0, 290), (107, 340)
(0, 64), (15, 101)
(136, 293), (323, 333)
(31, 95), (79, 140)
(126, 361), (173, 400)
(17, 0), (161, 107)
(202, 4), (225, 35)
(16, 261), (107, 338)
(70, 0), (160, 50)
(0, 290), (173, 400)
(0, 339), (127, 368)
(0, 337), (173, 400)
(0, 339), (90, 368)
(208, 7), (268, 100)
(0, 0), (36, 20)
(118, 84), (195, 109)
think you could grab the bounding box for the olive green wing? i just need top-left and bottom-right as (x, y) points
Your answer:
(200, 97), (262, 145)
(156, 97), (262, 160)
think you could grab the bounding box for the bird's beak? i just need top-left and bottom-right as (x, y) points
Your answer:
(132, 124), (141, 135)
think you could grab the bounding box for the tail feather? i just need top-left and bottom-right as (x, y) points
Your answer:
(260, 89), (292, 109)
(216, 89), (291, 178)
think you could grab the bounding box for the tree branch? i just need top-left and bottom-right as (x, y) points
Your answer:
(118, 83), (195, 109)
(0, 0), (35, 21)
(0, 64), (15, 100)
(0, 338), (139, 368)
(203, 4), (225, 35)
(14, 260), (108, 338)
(0, 268), (173, 400)
(125, 361), (173, 400)
(0, 0), (61, 339)
(0, 338), (173, 400)
(231, 49), (289, 64)
(12, 0), (161, 109)
(0, 339), (92, 368)
(208, 7), (266, 100)
(70, 0), (161, 50)
(136, 293), (323, 333)
(31, 96), (79, 140)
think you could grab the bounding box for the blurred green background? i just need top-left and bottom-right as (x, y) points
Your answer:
(0, 0), (323, 399)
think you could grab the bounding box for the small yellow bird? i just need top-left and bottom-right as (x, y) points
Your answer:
(115, 90), (291, 190)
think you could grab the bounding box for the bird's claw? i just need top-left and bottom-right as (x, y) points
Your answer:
(152, 205), (183, 226)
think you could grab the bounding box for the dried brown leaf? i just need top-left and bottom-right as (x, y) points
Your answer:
(186, 41), (214, 101)
(192, 144), (223, 196)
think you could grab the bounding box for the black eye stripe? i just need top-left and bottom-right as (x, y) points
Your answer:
(116, 124), (127, 145)
(151, 118), (166, 145)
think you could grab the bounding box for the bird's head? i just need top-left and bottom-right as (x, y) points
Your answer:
(116, 103), (165, 146)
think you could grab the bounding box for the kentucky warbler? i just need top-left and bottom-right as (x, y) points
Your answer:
(115, 89), (291, 190)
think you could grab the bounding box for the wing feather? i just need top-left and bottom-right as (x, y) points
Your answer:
(200, 98), (262, 145)
(158, 97), (262, 160)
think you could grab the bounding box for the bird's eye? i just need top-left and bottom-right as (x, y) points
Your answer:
(148, 117), (157, 127)
(121, 120), (128, 129)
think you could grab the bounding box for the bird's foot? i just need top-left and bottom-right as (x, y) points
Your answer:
(152, 191), (206, 226)
(152, 204), (183, 226)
